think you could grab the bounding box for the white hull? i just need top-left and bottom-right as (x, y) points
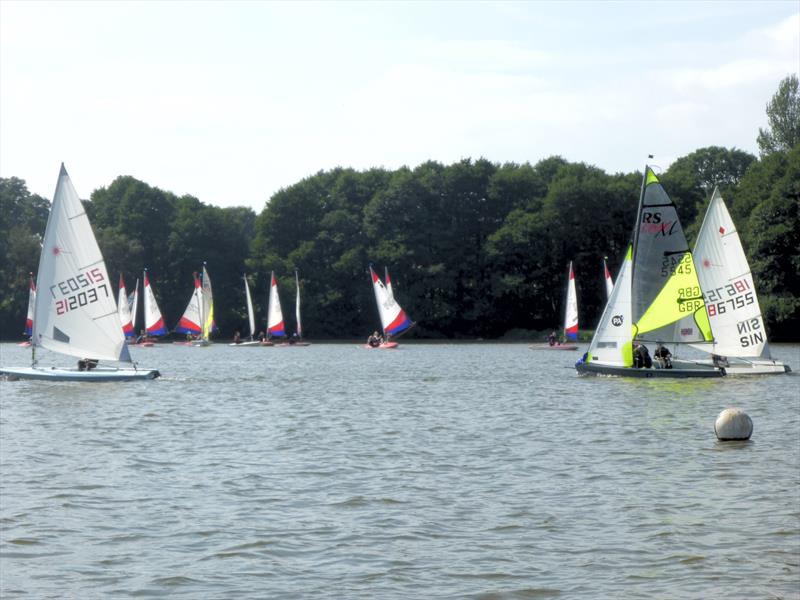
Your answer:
(228, 340), (262, 347)
(191, 339), (211, 347)
(1, 366), (160, 382)
(672, 358), (790, 376)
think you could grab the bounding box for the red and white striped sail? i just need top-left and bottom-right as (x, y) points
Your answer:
(267, 271), (285, 337)
(603, 258), (614, 299)
(143, 270), (167, 336)
(370, 266), (412, 336)
(564, 262), (579, 341)
(117, 274), (135, 338)
(24, 274), (36, 337)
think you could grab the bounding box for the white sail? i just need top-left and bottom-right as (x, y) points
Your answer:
(564, 261), (578, 341)
(200, 265), (214, 341)
(370, 266), (412, 336)
(244, 274), (256, 339)
(267, 271), (285, 337)
(117, 274), (135, 338)
(295, 270), (302, 338)
(129, 278), (139, 335)
(32, 164), (130, 362)
(24, 274), (36, 336)
(143, 270), (167, 336)
(691, 188), (769, 358)
(604, 258), (614, 299)
(586, 246), (633, 367)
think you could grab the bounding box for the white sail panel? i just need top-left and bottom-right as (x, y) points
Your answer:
(144, 271), (167, 336)
(295, 271), (302, 337)
(32, 165), (130, 362)
(370, 266), (411, 335)
(587, 247), (633, 367)
(176, 273), (203, 334)
(201, 266), (214, 340)
(130, 278), (139, 335)
(244, 275), (256, 338)
(117, 275), (135, 338)
(692, 188), (768, 357)
(25, 274), (36, 336)
(564, 262), (578, 340)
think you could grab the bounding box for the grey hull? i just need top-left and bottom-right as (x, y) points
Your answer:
(575, 361), (725, 378)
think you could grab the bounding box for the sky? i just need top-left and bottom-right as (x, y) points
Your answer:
(1, 1), (798, 212)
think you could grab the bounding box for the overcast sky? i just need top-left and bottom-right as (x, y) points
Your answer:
(1, 1), (798, 212)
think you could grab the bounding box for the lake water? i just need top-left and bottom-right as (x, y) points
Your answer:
(1, 341), (798, 599)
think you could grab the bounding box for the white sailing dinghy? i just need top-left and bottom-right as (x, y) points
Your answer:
(190, 265), (215, 346)
(672, 188), (790, 375)
(0, 165), (159, 381)
(262, 271), (285, 346)
(230, 274), (261, 346)
(576, 166), (723, 378)
(366, 266), (413, 349)
(19, 273), (36, 346)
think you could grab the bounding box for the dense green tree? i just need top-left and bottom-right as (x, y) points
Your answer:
(757, 74), (800, 157)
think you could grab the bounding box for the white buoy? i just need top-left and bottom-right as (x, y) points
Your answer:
(715, 408), (753, 441)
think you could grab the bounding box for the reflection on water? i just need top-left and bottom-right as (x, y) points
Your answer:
(1, 342), (798, 599)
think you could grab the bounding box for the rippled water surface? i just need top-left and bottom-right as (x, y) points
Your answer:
(1, 342), (799, 599)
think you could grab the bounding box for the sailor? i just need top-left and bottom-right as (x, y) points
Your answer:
(633, 342), (652, 368)
(548, 330), (557, 347)
(367, 331), (381, 347)
(654, 342), (672, 369)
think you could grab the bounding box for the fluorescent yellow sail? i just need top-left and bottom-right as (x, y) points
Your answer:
(634, 252), (712, 340)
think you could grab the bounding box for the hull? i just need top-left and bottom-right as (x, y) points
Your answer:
(229, 340), (262, 347)
(191, 339), (210, 347)
(260, 341), (274, 347)
(1, 366), (160, 382)
(575, 361), (724, 378)
(530, 343), (578, 351)
(672, 358), (791, 376)
(18, 341), (32, 347)
(363, 342), (399, 350)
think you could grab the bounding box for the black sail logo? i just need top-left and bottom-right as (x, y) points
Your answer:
(611, 315), (624, 327)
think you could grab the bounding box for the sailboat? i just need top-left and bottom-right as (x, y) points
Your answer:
(576, 166), (723, 377)
(118, 274), (136, 340)
(196, 264), (215, 346)
(603, 257), (614, 298)
(262, 271), (285, 346)
(0, 164), (159, 381)
(142, 269), (167, 345)
(230, 274), (261, 346)
(366, 266), (413, 349)
(289, 270), (311, 346)
(671, 188), (790, 375)
(18, 274), (36, 346)
(175, 271), (203, 344)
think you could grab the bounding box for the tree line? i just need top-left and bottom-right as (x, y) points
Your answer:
(1, 75), (798, 342)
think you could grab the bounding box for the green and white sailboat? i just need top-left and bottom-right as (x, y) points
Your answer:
(576, 166), (723, 378)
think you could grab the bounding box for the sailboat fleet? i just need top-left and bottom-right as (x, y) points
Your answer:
(0, 162), (791, 380)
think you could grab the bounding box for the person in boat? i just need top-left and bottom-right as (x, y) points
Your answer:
(654, 342), (672, 369)
(233, 330), (241, 344)
(289, 332), (298, 345)
(548, 331), (557, 347)
(712, 354), (730, 368)
(633, 342), (652, 369)
(136, 330), (147, 344)
(367, 331), (381, 347)
(77, 358), (99, 371)
(258, 331), (266, 342)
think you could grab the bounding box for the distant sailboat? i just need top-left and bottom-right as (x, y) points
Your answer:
(289, 270), (310, 346)
(366, 266), (413, 349)
(230, 274), (261, 346)
(603, 257), (614, 299)
(197, 264), (215, 346)
(0, 164), (159, 381)
(263, 271), (285, 345)
(143, 269), (167, 344)
(19, 274), (36, 346)
(175, 271), (203, 343)
(118, 274), (136, 339)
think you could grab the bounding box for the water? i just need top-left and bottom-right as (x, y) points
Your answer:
(1, 342), (798, 599)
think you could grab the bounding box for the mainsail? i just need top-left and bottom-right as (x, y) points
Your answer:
(244, 274), (256, 340)
(117, 274), (136, 338)
(586, 246), (634, 367)
(690, 188), (770, 358)
(295, 270), (302, 338)
(32, 164), (131, 362)
(632, 167), (712, 344)
(200, 265), (214, 341)
(24, 274), (36, 337)
(564, 262), (579, 341)
(176, 272), (203, 336)
(267, 271), (285, 338)
(144, 270), (168, 336)
(370, 266), (412, 336)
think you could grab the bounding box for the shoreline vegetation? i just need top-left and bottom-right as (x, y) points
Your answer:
(1, 77), (797, 344)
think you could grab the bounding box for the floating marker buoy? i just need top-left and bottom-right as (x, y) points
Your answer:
(715, 408), (753, 441)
